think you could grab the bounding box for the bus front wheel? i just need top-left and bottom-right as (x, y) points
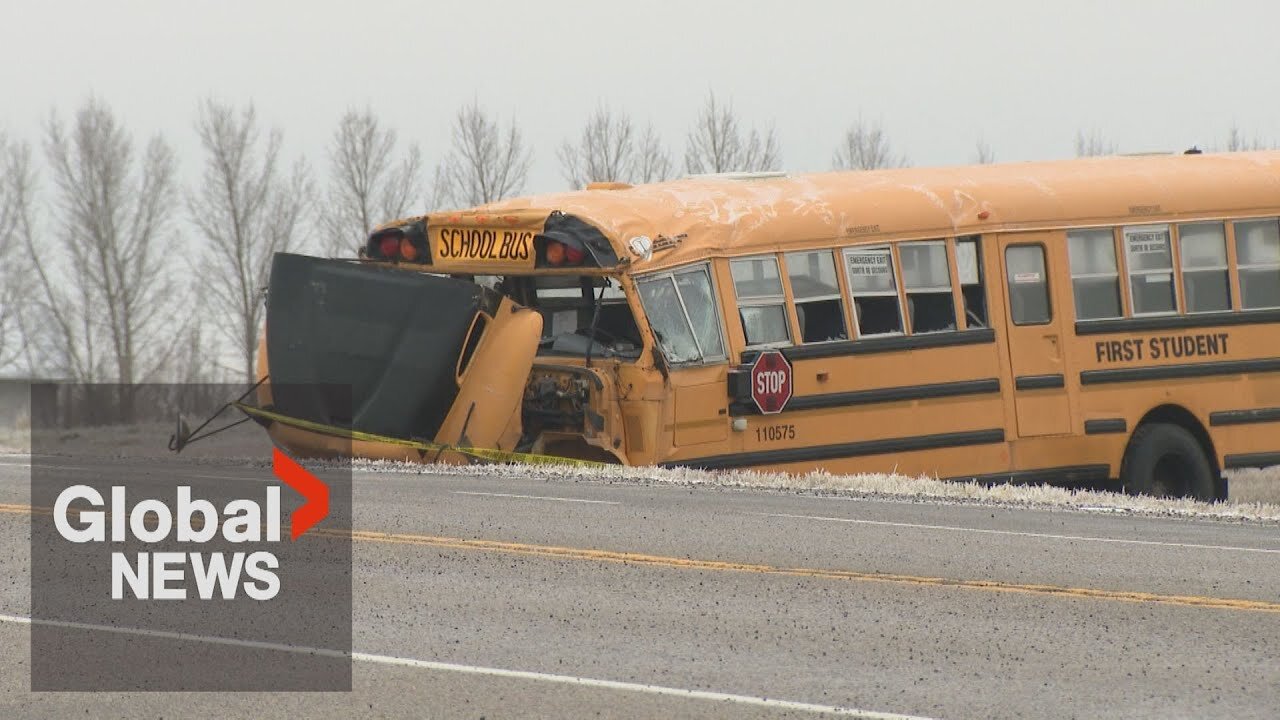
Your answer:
(1120, 423), (1216, 501)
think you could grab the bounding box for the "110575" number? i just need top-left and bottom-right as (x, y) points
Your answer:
(756, 424), (796, 442)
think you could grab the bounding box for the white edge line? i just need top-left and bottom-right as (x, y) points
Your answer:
(0, 463), (91, 471)
(453, 490), (620, 505)
(0, 613), (930, 719)
(752, 512), (1280, 554)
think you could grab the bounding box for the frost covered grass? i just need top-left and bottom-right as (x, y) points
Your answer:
(352, 457), (1280, 523)
(6, 421), (1279, 523)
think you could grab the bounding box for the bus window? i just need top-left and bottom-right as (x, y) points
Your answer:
(1068, 229), (1123, 320)
(730, 256), (791, 347)
(1234, 218), (1280, 309)
(1123, 225), (1177, 315)
(900, 240), (956, 333)
(843, 247), (903, 336)
(1006, 245), (1051, 325)
(1178, 222), (1231, 313)
(637, 265), (726, 365)
(673, 268), (726, 360)
(528, 276), (641, 358)
(784, 250), (847, 343)
(637, 276), (701, 364)
(956, 236), (988, 327)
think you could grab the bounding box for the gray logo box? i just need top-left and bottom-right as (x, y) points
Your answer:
(30, 384), (352, 691)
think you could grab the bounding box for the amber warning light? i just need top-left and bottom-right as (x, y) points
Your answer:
(544, 239), (585, 266)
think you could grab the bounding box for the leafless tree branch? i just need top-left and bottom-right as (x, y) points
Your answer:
(321, 108), (422, 256)
(189, 98), (312, 384)
(833, 119), (907, 170)
(559, 106), (673, 188)
(1224, 125), (1270, 152)
(42, 97), (180, 418)
(0, 133), (42, 373)
(435, 101), (533, 208)
(684, 92), (781, 174)
(973, 137), (995, 165)
(1074, 129), (1116, 157)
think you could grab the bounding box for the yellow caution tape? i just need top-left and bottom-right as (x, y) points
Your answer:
(233, 402), (608, 469)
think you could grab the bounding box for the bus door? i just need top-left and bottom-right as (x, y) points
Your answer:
(998, 235), (1072, 437)
(634, 265), (731, 450)
(668, 364), (730, 446)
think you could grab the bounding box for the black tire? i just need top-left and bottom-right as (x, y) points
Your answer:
(1120, 423), (1217, 501)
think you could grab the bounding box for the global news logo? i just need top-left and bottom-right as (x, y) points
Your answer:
(49, 449), (328, 601)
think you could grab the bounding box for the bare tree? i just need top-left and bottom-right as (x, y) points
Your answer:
(832, 119), (907, 170)
(635, 125), (673, 184)
(684, 92), (781, 174)
(0, 133), (41, 373)
(435, 101), (533, 208)
(322, 107), (422, 255)
(1225, 125), (1270, 152)
(558, 105), (672, 188)
(973, 137), (996, 165)
(40, 98), (180, 419)
(188, 99), (312, 385)
(1074, 129), (1117, 157)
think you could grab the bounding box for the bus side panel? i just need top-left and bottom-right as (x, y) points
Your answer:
(759, 444), (1012, 481)
(665, 340), (1013, 478)
(1064, 320), (1280, 473)
(615, 363), (665, 466)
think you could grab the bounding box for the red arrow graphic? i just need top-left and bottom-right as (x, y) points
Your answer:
(272, 447), (329, 540)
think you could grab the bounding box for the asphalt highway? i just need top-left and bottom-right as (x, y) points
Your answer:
(1, 455), (1278, 719)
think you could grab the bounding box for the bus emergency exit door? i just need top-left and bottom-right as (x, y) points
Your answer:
(998, 235), (1072, 437)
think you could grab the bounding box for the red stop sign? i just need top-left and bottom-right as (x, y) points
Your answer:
(750, 350), (793, 415)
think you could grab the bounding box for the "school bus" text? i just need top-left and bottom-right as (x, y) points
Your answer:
(436, 228), (533, 262)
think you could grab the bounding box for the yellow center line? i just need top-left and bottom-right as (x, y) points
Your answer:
(4, 503), (1278, 614)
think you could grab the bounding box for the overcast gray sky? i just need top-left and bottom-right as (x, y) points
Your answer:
(4, 0), (1279, 196)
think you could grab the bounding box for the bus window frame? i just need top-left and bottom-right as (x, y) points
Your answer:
(1175, 221), (1232, 315)
(1067, 227), (1125, 321)
(842, 245), (906, 338)
(635, 262), (729, 367)
(955, 236), (989, 329)
(1121, 223), (1179, 317)
(1005, 242), (1053, 326)
(729, 254), (793, 349)
(1232, 217), (1280, 311)
(899, 239), (958, 334)
(782, 249), (848, 345)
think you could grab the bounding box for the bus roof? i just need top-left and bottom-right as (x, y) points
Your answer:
(456, 151), (1280, 273)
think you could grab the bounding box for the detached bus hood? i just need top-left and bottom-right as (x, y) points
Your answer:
(265, 252), (508, 442)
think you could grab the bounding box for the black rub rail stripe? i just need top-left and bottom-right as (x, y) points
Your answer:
(944, 464), (1111, 485)
(1015, 374), (1065, 390)
(740, 327), (995, 364)
(728, 378), (1001, 417)
(1079, 357), (1280, 385)
(1223, 452), (1280, 470)
(659, 428), (1005, 471)
(1084, 418), (1127, 435)
(1075, 308), (1280, 336)
(1209, 407), (1280, 426)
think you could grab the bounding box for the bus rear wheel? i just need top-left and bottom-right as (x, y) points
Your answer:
(1120, 423), (1216, 501)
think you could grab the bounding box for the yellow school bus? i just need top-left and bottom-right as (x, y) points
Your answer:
(249, 151), (1280, 499)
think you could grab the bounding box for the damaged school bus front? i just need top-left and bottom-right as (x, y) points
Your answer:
(249, 207), (657, 466)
